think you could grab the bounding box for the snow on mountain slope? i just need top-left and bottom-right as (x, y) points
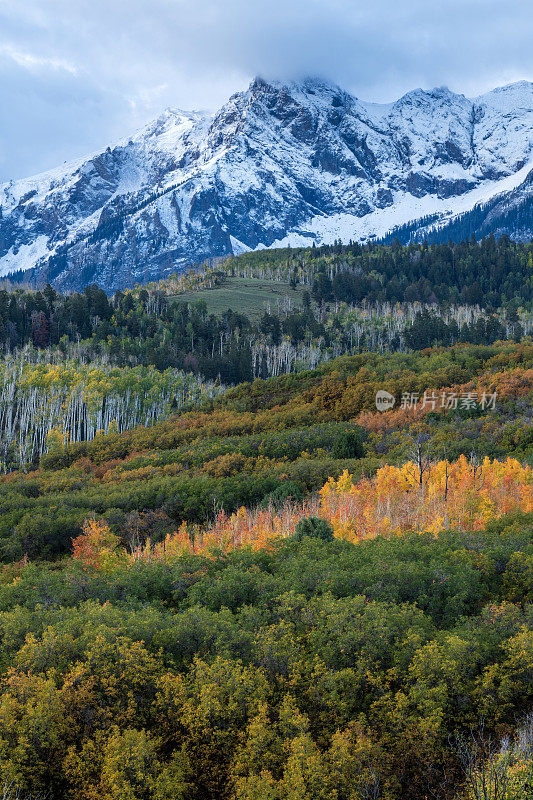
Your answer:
(380, 165), (533, 246)
(272, 160), (533, 248)
(473, 82), (533, 175)
(0, 77), (532, 291)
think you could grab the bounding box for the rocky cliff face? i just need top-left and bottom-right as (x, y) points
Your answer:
(1, 77), (532, 291)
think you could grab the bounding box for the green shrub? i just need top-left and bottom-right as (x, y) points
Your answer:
(293, 516), (334, 542)
(331, 429), (365, 459)
(261, 481), (303, 509)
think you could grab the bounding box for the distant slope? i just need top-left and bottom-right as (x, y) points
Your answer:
(177, 276), (307, 320)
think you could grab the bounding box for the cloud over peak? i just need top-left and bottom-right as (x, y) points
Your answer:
(0, 0), (532, 181)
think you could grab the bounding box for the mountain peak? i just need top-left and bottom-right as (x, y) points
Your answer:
(489, 79), (533, 92)
(248, 74), (347, 99)
(152, 106), (206, 126)
(395, 85), (465, 106)
(0, 77), (532, 291)
(477, 79), (533, 100)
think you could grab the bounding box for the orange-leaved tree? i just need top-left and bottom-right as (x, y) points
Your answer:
(72, 519), (124, 572)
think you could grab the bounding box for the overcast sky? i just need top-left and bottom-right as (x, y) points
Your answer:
(0, 0), (532, 182)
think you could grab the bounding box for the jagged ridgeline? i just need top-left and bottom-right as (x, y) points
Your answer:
(1, 78), (533, 292)
(0, 351), (222, 471)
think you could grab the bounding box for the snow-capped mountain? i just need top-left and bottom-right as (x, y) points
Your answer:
(1, 77), (533, 291)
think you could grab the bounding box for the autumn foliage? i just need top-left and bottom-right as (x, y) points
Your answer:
(124, 456), (533, 561)
(320, 456), (533, 540)
(72, 519), (123, 571)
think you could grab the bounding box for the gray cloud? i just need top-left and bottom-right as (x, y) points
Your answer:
(0, 0), (532, 181)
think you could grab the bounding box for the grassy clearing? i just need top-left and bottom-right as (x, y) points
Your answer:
(175, 276), (307, 319)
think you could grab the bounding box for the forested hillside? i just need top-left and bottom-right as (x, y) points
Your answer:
(0, 337), (532, 799)
(0, 236), (532, 799)
(0, 235), (529, 471)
